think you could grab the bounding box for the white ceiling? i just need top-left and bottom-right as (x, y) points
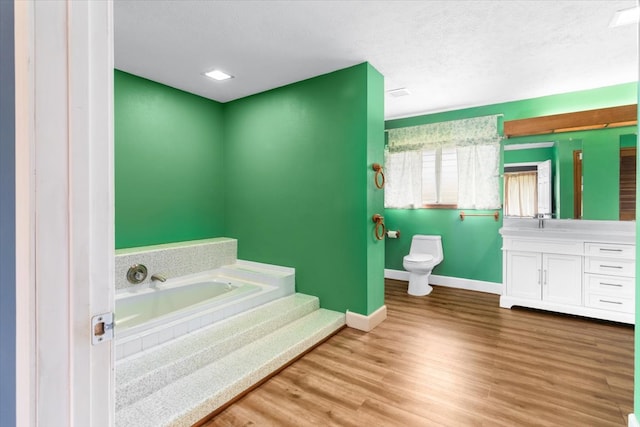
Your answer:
(114, 0), (639, 120)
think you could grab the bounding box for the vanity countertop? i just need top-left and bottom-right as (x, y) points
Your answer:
(499, 218), (636, 244)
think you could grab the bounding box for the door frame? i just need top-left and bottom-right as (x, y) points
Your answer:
(15, 1), (115, 425)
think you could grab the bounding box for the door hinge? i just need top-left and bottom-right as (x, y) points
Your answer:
(92, 312), (114, 345)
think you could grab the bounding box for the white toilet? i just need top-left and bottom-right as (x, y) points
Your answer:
(403, 235), (444, 296)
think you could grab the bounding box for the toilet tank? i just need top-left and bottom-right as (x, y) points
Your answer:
(410, 235), (443, 261)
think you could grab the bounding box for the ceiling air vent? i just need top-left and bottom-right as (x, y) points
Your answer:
(387, 88), (411, 98)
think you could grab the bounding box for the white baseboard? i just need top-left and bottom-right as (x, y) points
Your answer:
(629, 414), (639, 427)
(384, 269), (502, 295)
(346, 305), (387, 332)
(384, 269), (410, 281)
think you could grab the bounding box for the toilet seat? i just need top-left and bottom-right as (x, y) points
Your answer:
(404, 254), (434, 263)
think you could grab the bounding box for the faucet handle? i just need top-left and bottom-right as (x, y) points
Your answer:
(151, 273), (167, 283)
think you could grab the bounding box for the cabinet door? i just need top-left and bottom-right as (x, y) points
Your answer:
(543, 254), (582, 306)
(506, 251), (542, 300)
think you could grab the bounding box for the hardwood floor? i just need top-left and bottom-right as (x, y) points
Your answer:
(203, 279), (634, 426)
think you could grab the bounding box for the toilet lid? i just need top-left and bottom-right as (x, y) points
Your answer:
(404, 254), (434, 262)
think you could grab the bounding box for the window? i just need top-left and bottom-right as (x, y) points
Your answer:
(384, 144), (500, 210)
(503, 160), (551, 218)
(384, 115), (501, 210)
(503, 170), (537, 217)
(422, 148), (458, 207)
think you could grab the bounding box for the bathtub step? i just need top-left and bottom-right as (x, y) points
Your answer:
(115, 306), (345, 427)
(219, 260), (295, 290)
(116, 293), (320, 411)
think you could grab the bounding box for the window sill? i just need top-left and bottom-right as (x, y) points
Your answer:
(422, 204), (458, 209)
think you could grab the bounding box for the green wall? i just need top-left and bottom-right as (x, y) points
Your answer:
(385, 209), (502, 282)
(115, 64), (385, 315)
(583, 135), (620, 220)
(114, 70), (225, 248)
(224, 63), (384, 315)
(365, 65), (386, 313)
(504, 146), (555, 164)
(554, 138), (582, 219)
(385, 82), (638, 284)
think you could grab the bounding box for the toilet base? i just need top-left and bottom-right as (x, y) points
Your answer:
(407, 272), (433, 296)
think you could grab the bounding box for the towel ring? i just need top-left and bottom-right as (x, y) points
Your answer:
(372, 214), (386, 240)
(372, 163), (385, 189)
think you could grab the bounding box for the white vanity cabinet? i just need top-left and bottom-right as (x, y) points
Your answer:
(500, 219), (635, 324)
(505, 251), (582, 305)
(542, 253), (583, 305)
(583, 242), (635, 314)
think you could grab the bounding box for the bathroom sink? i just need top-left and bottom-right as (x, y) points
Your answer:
(500, 218), (635, 244)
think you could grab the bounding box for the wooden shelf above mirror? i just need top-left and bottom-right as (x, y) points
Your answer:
(503, 104), (638, 138)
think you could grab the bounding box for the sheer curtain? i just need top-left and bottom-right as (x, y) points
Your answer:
(504, 172), (537, 217)
(385, 115), (501, 209)
(456, 144), (501, 209)
(384, 150), (423, 209)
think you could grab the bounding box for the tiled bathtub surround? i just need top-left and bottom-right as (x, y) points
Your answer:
(115, 261), (296, 359)
(115, 237), (237, 290)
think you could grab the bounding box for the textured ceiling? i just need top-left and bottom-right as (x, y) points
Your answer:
(114, 0), (639, 120)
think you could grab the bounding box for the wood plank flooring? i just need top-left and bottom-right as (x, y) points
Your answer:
(203, 279), (634, 426)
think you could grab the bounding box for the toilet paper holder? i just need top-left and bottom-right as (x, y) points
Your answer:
(386, 230), (401, 239)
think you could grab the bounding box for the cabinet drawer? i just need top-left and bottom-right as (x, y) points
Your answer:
(585, 293), (634, 313)
(506, 239), (582, 254)
(585, 273), (635, 297)
(585, 242), (635, 259)
(585, 257), (635, 277)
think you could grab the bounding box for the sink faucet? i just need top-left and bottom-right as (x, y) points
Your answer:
(150, 273), (167, 284)
(535, 213), (545, 229)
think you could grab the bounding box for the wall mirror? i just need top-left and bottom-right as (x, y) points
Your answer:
(503, 105), (637, 222)
(503, 134), (637, 221)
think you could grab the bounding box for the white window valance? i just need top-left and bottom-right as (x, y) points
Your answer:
(387, 115), (502, 152)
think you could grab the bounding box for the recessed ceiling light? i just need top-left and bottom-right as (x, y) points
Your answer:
(204, 69), (234, 81)
(387, 88), (411, 97)
(609, 6), (640, 28)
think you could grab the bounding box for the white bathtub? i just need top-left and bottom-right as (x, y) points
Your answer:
(114, 265), (294, 359)
(116, 277), (260, 337)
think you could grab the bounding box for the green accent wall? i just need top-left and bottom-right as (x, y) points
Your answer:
(554, 138), (582, 219)
(504, 146), (555, 164)
(114, 65), (385, 315)
(224, 63), (384, 315)
(385, 209), (502, 283)
(385, 82), (638, 284)
(114, 70), (225, 248)
(365, 65), (386, 313)
(621, 133), (637, 148)
(582, 135), (620, 220)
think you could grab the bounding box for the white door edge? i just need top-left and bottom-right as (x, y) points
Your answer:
(15, 1), (115, 426)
